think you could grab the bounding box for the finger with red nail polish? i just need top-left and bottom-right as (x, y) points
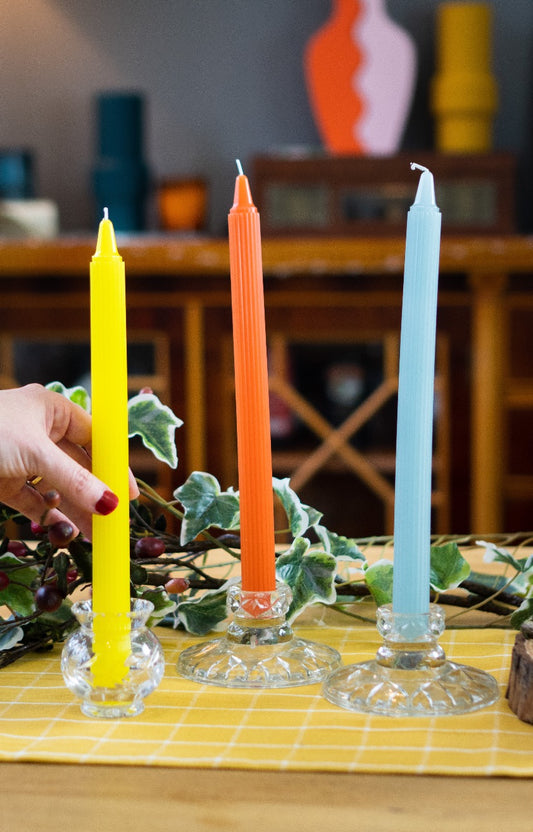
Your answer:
(95, 490), (119, 515)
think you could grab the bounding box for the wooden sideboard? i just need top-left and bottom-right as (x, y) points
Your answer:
(1, 233), (533, 535)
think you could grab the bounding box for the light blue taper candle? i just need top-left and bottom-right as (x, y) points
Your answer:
(392, 163), (442, 617)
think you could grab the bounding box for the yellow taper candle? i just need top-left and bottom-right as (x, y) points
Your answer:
(90, 209), (131, 686)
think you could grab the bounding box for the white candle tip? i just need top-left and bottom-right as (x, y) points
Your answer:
(410, 162), (429, 174)
(412, 164), (437, 207)
(103, 207), (109, 221)
(235, 159), (243, 176)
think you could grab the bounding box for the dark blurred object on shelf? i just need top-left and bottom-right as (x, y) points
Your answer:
(91, 92), (150, 232)
(0, 148), (58, 238)
(0, 149), (34, 198)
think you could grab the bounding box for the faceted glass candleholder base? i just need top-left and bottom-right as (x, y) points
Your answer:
(323, 604), (499, 717)
(61, 599), (165, 718)
(177, 582), (341, 688)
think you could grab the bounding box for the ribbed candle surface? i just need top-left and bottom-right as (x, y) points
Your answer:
(392, 165), (442, 617)
(228, 167), (276, 592)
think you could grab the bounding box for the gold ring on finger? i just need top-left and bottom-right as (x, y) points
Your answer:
(26, 475), (43, 487)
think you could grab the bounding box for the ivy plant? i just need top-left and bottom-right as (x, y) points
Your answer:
(0, 383), (532, 668)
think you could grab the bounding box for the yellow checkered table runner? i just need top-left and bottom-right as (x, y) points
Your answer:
(0, 618), (532, 776)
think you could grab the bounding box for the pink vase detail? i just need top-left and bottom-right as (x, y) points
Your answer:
(304, 0), (417, 155)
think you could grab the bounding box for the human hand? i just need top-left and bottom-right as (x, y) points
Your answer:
(0, 383), (139, 539)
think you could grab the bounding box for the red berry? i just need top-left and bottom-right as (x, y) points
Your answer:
(134, 537), (166, 559)
(66, 568), (78, 583)
(164, 576), (190, 594)
(7, 540), (28, 558)
(35, 584), (63, 612)
(0, 571), (10, 591)
(43, 490), (61, 509)
(30, 521), (46, 537)
(48, 521), (75, 549)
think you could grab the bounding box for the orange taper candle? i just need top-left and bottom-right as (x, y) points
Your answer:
(228, 160), (276, 593)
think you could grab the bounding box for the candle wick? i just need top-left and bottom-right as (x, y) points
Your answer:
(103, 206), (109, 221)
(235, 158), (244, 176)
(410, 162), (428, 174)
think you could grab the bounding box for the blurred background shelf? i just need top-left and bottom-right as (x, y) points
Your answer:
(1, 233), (533, 535)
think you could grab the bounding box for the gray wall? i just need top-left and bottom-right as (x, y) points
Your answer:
(2, 0), (533, 233)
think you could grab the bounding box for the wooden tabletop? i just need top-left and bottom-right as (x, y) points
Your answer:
(1, 762), (529, 832)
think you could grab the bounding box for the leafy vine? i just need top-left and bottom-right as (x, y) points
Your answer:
(1, 384), (532, 669)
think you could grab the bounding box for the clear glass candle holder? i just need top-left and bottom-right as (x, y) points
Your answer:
(61, 598), (165, 718)
(322, 603), (499, 716)
(177, 581), (341, 688)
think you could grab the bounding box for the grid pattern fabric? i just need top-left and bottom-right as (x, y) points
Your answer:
(0, 623), (532, 776)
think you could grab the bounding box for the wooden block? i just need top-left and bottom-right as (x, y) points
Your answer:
(506, 623), (533, 724)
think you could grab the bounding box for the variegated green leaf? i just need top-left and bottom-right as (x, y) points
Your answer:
(511, 597), (533, 629)
(430, 541), (471, 592)
(273, 477), (321, 536)
(0, 623), (24, 650)
(364, 559), (394, 606)
(128, 392), (183, 469)
(302, 503), (324, 529)
(46, 381), (91, 412)
(314, 525), (365, 561)
(174, 472), (240, 545)
(0, 554), (39, 617)
(467, 569), (529, 596)
(276, 537), (337, 621)
(478, 540), (533, 574)
(177, 587), (228, 635)
(138, 586), (177, 626)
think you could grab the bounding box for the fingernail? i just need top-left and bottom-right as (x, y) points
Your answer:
(95, 490), (119, 515)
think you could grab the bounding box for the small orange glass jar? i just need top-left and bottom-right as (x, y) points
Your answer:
(157, 178), (207, 231)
